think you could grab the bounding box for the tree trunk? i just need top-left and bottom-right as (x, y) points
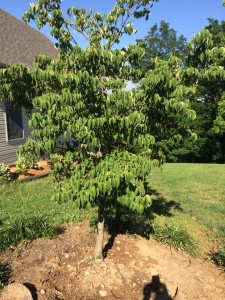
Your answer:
(94, 205), (105, 259)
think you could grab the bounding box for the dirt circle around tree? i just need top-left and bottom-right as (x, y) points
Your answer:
(0, 224), (224, 300)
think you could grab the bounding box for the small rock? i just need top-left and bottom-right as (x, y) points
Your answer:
(117, 247), (120, 251)
(115, 240), (120, 244)
(99, 290), (107, 297)
(117, 263), (125, 270)
(40, 289), (46, 295)
(132, 283), (136, 287)
(143, 280), (148, 283)
(149, 267), (158, 275)
(99, 262), (108, 268)
(65, 253), (69, 259)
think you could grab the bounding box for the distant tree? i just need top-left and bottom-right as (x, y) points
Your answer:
(185, 28), (225, 162)
(205, 18), (225, 47)
(0, 0), (196, 258)
(0, 65), (34, 109)
(137, 20), (188, 71)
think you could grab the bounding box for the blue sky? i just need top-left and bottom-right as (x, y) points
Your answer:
(0, 0), (225, 48)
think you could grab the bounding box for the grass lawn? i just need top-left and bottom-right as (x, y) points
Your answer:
(0, 163), (225, 254)
(0, 176), (84, 226)
(149, 163), (225, 248)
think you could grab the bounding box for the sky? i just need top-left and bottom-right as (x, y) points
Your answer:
(0, 0), (225, 49)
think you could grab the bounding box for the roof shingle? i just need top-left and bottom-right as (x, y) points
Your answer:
(0, 9), (58, 70)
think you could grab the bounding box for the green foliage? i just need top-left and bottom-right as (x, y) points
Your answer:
(171, 22), (225, 163)
(211, 246), (225, 270)
(18, 138), (43, 169)
(23, 0), (158, 52)
(15, 156), (30, 175)
(153, 223), (197, 256)
(0, 216), (59, 252)
(0, 163), (11, 183)
(90, 204), (154, 238)
(16, 146), (41, 175)
(0, 64), (34, 109)
(213, 92), (225, 135)
(16, 1), (195, 216)
(137, 20), (188, 71)
(0, 262), (10, 291)
(205, 18), (225, 47)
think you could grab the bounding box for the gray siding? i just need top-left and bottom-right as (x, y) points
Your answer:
(0, 102), (32, 165)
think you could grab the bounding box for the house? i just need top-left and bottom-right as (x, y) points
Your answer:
(0, 9), (58, 165)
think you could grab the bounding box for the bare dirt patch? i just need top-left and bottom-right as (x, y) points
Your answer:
(0, 224), (224, 300)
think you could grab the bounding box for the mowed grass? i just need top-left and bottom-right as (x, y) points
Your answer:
(0, 163), (225, 254)
(149, 163), (225, 248)
(0, 176), (84, 226)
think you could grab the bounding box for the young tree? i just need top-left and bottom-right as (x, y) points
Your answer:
(0, 0), (196, 258)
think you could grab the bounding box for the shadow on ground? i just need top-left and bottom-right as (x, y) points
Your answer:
(0, 262), (11, 290)
(102, 187), (182, 258)
(24, 282), (38, 300)
(143, 275), (175, 300)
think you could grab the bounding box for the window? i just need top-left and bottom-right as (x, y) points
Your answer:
(5, 103), (23, 140)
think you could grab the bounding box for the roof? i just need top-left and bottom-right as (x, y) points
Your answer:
(0, 9), (58, 70)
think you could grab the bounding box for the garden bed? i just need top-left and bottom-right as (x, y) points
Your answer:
(10, 160), (51, 180)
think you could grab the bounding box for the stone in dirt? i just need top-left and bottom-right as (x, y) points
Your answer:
(0, 283), (33, 300)
(99, 289), (107, 297)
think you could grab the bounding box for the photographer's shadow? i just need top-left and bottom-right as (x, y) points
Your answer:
(143, 275), (174, 300)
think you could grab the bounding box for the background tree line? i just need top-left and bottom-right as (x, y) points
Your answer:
(137, 18), (225, 163)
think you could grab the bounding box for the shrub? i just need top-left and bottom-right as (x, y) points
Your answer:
(15, 156), (30, 175)
(153, 223), (197, 256)
(16, 153), (41, 175)
(0, 216), (59, 252)
(211, 246), (225, 270)
(0, 163), (11, 183)
(48, 153), (64, 169)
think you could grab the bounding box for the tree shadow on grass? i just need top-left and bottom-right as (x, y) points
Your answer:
(103, 187), (183, 258)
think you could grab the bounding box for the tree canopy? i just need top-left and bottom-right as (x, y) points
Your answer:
(137, 20), (188, 71)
